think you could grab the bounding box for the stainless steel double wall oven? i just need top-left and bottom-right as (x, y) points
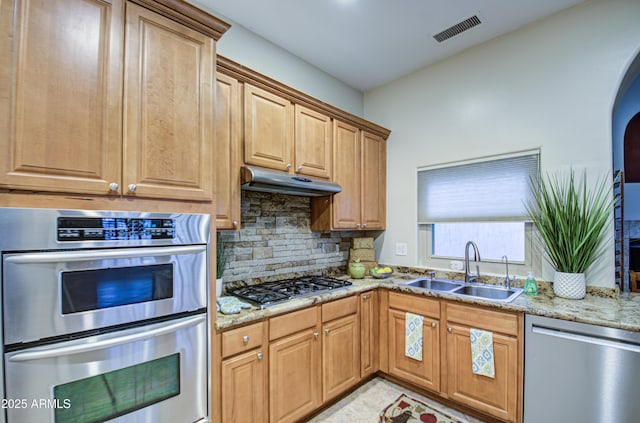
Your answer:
(0, 208), (210, 423)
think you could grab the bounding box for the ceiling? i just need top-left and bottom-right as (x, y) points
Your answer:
(200, 0), (587, 92)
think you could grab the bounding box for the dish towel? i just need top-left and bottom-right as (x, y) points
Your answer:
(405, 312), (424, 361)
(470, 328), (495, 378)
(216, 296), (252, 315)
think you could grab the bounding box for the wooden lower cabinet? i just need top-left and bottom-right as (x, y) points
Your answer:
(388, 308), (441, 392)
(322, 313), (360, 402)
(269, 327), (321, 423)
(444, 302), (522, 423)
(221, 349), (267, 423)
(360, 290), (378, 378)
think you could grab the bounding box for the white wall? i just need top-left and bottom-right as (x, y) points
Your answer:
(365, 0), (640, 287)
(189, 1), (364, 116)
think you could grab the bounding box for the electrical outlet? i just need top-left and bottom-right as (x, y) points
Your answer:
(395, 242), (408, 256)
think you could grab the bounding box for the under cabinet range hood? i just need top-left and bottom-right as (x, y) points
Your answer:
(240, 166), (341, 197)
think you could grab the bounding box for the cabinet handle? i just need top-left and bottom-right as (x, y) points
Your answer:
(325, 329), (331, 335)
(286, 164), (292, 170)
(257, 352), (263, 360)
(127, 184), (137, 193)
(108, 182), (119, 192)
(356, 223), (361, 228)
(363, 224), (367, 229)
(232, 220), (238, 227)
(447, 327), (452, 333)
(242, 335), (249, 344)
(297, 166), (303, 172)
(313, 332), (319, 339)
(362, 295), (370, 300)
(431, 322), (437, 328)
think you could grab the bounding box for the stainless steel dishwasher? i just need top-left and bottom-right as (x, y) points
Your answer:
(524, 314), (640, 422)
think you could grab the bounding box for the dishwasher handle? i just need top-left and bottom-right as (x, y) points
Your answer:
(531, 325), (640, 354)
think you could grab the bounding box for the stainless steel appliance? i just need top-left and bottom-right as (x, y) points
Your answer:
(524, 314), (640, 423)
(240, 165), (342, 197)
(227, 276), (352, 308)
(0, 208), (210, 423)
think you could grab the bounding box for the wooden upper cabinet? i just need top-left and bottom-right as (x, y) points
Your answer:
(294, 105), (332, 179)
(331, 120), (361, 229)
(215, 73), (242, 229)
(123, 2), (214, 201)
(361, 131), (386, 230)
(244, 84), (294, 172)
(0, 0), (123, 194)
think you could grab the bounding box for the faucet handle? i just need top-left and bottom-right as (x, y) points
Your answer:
(428, 271), (436, 280)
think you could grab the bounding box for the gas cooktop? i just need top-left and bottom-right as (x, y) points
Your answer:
(227, 276), (352, 308)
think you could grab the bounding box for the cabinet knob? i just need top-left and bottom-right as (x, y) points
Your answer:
(363, 224), (367, 229)
(286, 164), (292, 170)
(313, 332), (319, 339)
(325, 328), (331, 335)
(297, 166), (303, 172)
(447, 327), (452, 333)
(431, 322), (437, 328)
(242, 335), (249, 344)
(108, 182), (119, 192)
(232, 220), (238, 227)
(257, 352), (263, 360)
(362, 295), (370, 300)
(356, 223), (361, 228)
(127, 184), (137, 193)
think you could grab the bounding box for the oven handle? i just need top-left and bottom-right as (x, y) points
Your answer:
(7, 314), (206, 362)
(5, 245), (207, 263)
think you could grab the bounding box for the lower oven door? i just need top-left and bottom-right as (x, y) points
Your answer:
(3, 314), (207, 423)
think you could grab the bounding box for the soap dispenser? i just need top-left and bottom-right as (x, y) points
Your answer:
(524, 271), (538, 295)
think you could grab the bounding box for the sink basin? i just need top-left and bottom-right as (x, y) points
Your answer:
(404, 278), (463, 292)
(451, 284), (523, 302)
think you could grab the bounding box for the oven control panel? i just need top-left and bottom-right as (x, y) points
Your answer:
(57, 217), (175, 241)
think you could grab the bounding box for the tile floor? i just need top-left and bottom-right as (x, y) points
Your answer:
(306, 377), (487, 423)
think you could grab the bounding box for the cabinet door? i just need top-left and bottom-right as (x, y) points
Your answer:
(0, 0), (123, 194)
(294, 105), (331, 179)
(331, 120), (361, 229)
(215, 73), (241, 229)
(361, 131), (386, 230)
(446, 323), (519, 422)
(269, 328), (321, 423)
(360, 290), (378, 378)
(222, 349), (267, 423)
(388, 309), (440, 393)
(123, 3), (214, 201)
(244, 84), (294, 172)
(323, 313), (360, 402)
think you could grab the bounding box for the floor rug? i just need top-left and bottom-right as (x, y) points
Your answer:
(379, 393), (466, 423)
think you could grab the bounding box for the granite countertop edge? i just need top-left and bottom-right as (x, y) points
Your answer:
(215, 274), (640, 332)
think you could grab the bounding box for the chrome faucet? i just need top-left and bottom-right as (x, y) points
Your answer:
(464, 241), (481, 283)
(502, 255), (516, 289)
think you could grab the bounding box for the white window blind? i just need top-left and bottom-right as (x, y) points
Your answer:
(417, 152), (540, 223)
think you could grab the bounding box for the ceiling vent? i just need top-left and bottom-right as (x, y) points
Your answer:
(433, 15), (482, 43)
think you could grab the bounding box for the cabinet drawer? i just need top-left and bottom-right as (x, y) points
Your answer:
(322, 295), (357, 322)
(269, 306), (318, 340)
(222, 321), (265, 358)
(445, 302), (519, 336)
(388, 292), (440, 319)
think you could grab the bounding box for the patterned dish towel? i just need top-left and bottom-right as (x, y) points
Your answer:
(216, 296), (252, 315)
(470, 328), (495, 378)
(405, 312), (424, 361)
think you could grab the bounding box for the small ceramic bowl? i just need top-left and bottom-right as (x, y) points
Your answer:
(370, 269), (393, 279)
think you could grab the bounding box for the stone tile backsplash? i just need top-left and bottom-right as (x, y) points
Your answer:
(217, 191), (363, 289)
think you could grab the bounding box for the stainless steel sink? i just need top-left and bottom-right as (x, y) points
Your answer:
(403, 278), (463, 292)
(451, 284), (523, 302)
(403, 277), (523, 303)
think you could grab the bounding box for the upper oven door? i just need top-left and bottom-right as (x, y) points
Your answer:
(3, 245), (208, 345)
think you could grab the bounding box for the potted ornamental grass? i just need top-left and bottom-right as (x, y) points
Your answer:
(525, 169), (615, 299)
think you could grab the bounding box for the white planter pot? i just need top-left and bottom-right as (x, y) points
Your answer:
(553, 271), (586, 299)
(216, 277), (223, 298)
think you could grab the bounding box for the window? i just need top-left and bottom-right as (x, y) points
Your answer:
(418, 151), (540, 274)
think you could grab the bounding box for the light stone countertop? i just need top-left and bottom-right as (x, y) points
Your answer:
(215, 273), (640, 332)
